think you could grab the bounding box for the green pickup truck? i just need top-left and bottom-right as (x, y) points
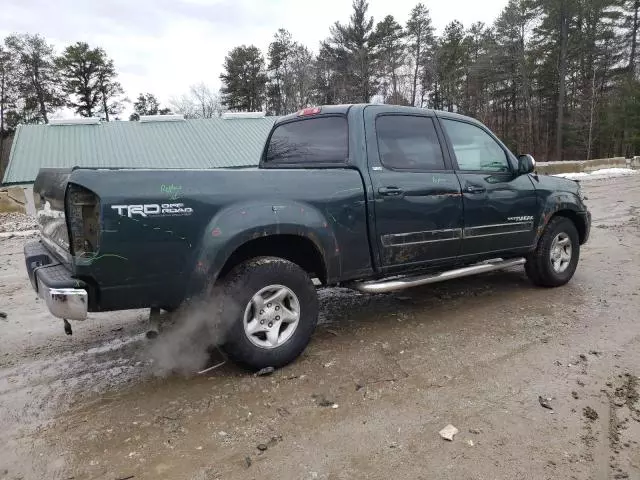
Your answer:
(25, 104), (591, 369)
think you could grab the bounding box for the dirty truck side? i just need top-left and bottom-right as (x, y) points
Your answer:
(25, 104), (591, 370)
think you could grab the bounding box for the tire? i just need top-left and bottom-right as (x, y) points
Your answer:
(525, 216), (580, 287)
(217, 256), (319, 370)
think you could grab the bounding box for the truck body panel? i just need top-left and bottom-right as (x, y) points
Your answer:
(25, 103), (590, 320)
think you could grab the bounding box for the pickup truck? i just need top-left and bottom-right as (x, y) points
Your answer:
(25, 104), (591, 370)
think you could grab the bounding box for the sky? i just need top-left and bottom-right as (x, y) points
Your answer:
(1, 0), (509, 116)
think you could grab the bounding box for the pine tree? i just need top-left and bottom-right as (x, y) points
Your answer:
(57, 42), (123, 120)
(434, 21), (468, 112)
(0, 45), (17, 163)
(57, 42), (103, 117)
(267, 29), (294, 116)
(266, 30), (316, 115)
(373, 15), (407, 105)
(97, 58), (124, 121)
(406, 3), (435, 106)
(220, 45), (268, 111)
(4, 33), (63, 124)
(491, 0), (536, 153)
(624, 0), (640, 74)
(323, 0), (378, 102)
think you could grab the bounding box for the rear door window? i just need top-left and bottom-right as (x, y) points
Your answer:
(265, 116), (348, 165)
(375, 115), (446, 171)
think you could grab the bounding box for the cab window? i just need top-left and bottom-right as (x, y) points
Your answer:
(376, 115), (446, 170)
(265, 116), (348, 165)
(441, 119), (510, 172)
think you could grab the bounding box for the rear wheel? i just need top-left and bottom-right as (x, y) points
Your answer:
(525, 216), (580, 287)
(217, 257), (319, 370)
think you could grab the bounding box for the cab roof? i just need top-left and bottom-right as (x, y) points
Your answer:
(274, 104), (480, 126)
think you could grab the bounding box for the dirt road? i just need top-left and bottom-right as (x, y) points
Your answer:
(1, 175), (639, 480)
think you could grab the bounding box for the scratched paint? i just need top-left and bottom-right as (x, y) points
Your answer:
(431, 175), (447, 184)
(76, 252), (128, 265)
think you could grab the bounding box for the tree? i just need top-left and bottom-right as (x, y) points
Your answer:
(373, 15), (407, 105)
(57, 42), (102, 117)
(57, 42), (123, 120)
(129, 93), (171, 121)
(556, 0), (570, 161)
(266, 29), (317, 115)
(220, 46), (268, 111)
(287, 44), (316, 110)
(491, 0), (536, 153)
(189, 83), (221, 118)
(169, 83), (223, 119)
(0, 45), (17, 162)
(433, 21), (468, 112)
(267, 29), (294, 116)
(625, 0), (640, 75)
(4, 33), (63, 123)
(97, 58), (124, 121)
(157, 0), (640, 159)
(322, 0), (378, 103)
(406, 3), (435, 106)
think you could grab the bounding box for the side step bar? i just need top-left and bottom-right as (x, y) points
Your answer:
(350, 258), (526, 294)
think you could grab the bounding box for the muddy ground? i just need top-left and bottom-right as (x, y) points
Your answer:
(1, 175), (639, 480)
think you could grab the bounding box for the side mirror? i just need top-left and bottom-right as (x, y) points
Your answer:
(518, 154), (536, 174)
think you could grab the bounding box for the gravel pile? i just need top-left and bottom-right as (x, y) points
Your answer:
(0, 212), (38, 233)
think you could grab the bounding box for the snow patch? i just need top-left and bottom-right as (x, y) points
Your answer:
(554, 168), (639, 181)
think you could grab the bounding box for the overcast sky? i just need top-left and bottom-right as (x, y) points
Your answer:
(2, 0), (509, 114)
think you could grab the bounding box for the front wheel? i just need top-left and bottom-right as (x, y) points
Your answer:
(217, 257), (319, 370)
(525, 216), (580, 287)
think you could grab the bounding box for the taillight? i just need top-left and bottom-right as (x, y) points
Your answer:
(297, 107), (321, 116)
(66, 184), (100, 257)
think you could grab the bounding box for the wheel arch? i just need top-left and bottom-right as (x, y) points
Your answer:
(218, 234), (328, 284)
(536, 193), (588, 245)
(543, 209), (587, 245)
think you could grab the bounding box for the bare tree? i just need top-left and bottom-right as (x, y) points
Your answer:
(169, 83), (224, 119)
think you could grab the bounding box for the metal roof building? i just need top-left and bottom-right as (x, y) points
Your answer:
(2, 115), (276, 185)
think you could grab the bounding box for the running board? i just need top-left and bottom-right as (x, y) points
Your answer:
(350, 258), (526, 294)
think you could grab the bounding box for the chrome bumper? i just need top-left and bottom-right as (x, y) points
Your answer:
(25, 240), (89, 321)
(37, 280), (88, 321)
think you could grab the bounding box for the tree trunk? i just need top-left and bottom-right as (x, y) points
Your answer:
(0, 70), (4, 163)
(587, 67), (596, 160)
(392, 63), (399, 104)
(556, 0), (569, 161)
(411, 29), (421, 106)
(630, 0), (639, 75)
(102, 93), (110, 122)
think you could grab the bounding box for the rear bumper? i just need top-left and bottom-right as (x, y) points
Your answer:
(24, 240), (88, 320)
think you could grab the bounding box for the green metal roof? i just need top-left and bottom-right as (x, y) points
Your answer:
(2, 117), (277, 184)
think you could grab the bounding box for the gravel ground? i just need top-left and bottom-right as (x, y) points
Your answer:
(1, 175), (639, 480)
(0, 212), (38, 233)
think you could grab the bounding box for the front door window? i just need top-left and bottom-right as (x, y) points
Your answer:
(441, 119), (510, 173)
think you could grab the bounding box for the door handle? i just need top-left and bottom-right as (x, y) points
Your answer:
(378, 186), (404, 197)
(466, 185), (486, 194)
